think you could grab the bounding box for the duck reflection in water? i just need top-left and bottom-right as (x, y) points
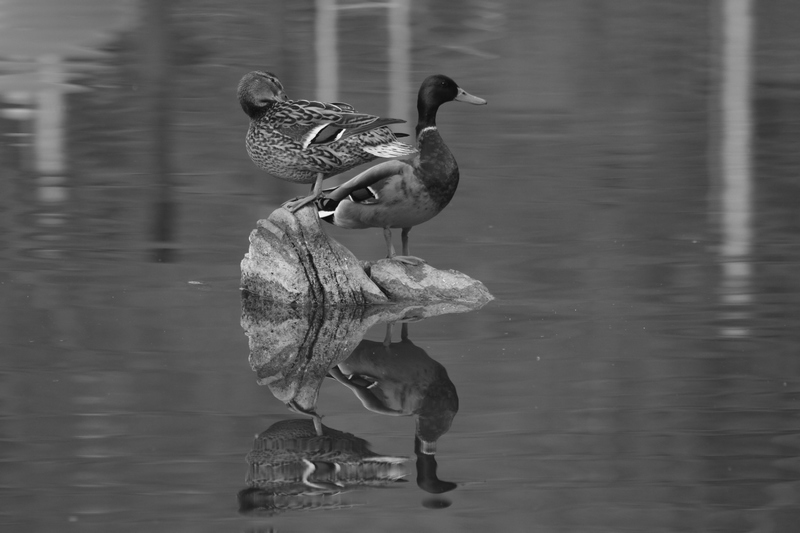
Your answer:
(238, 418), (408, 515)
(329, 322), (458, 495)
(241, 292), (480, 505)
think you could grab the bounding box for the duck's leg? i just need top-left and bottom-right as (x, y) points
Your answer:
(283, 173), (325, 212)
(400, 322), (409, 341)
(391, 227), (426, 265)
(286, 400), (324, 436)
(383, 228), (397, 258)
(383, 322), (393, 346)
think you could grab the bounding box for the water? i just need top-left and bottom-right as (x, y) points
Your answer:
(2, 1), (800, 531)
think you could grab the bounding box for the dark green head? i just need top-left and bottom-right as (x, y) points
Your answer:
(416, 74), (486, 132)
(237, 70), (289, 118)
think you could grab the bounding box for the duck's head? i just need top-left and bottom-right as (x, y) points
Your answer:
(416, 74), (486, 130)
(238, 70), (289, 118)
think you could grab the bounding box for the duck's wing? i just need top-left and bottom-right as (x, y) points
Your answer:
(271, 100), (406, 149)
(299, 100), (355, 113)
(324, 160), (411, 202)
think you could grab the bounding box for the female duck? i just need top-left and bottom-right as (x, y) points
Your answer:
(238, 71), (417, 211)
(316, 74), (486, 264)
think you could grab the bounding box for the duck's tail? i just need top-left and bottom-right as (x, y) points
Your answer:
(316, 185), (377, 226)
(315, 196), (339, 225)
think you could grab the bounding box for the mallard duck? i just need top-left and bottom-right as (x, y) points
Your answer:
(316, 74), (486, 264)
(237, 71), (418, 211)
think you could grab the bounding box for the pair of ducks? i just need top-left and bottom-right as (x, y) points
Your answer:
(238, 71), (486, 264)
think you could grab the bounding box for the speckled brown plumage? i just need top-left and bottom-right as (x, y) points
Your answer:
(238, 71), (417, 186)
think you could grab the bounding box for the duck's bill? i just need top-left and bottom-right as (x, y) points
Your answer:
(455, 87), (487, 105)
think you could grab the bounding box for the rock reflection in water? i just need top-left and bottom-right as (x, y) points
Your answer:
(241, 289), (484, 431)
(239, 419), (407, 515)
(241, 290), (372, 434)
(240, 289), (488, 508)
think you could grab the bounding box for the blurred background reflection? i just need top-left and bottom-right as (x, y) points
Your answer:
(2, 0), (800, 531)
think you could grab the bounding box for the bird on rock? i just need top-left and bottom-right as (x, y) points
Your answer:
(238, 71), (418, 212)
(316, 74), (486, 264)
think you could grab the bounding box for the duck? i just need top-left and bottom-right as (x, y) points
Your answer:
(237, 71), (418, 211)
(315, 74), (486, 264)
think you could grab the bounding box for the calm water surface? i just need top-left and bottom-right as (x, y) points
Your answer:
(2, 1), (800, 532)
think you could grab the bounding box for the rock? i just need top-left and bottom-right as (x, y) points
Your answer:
(367, 259), (494, 306)
(241, 206), (494, 306)
(241, 207), (387, 306)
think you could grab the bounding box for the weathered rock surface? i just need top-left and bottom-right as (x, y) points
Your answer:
(366, 259), (493, 306)
(241, 207), (494, 307)
(241, 207), (387, 306)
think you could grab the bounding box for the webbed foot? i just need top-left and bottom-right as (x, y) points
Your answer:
(390, 255), (427, 266)
(282, 194), (319, 213)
